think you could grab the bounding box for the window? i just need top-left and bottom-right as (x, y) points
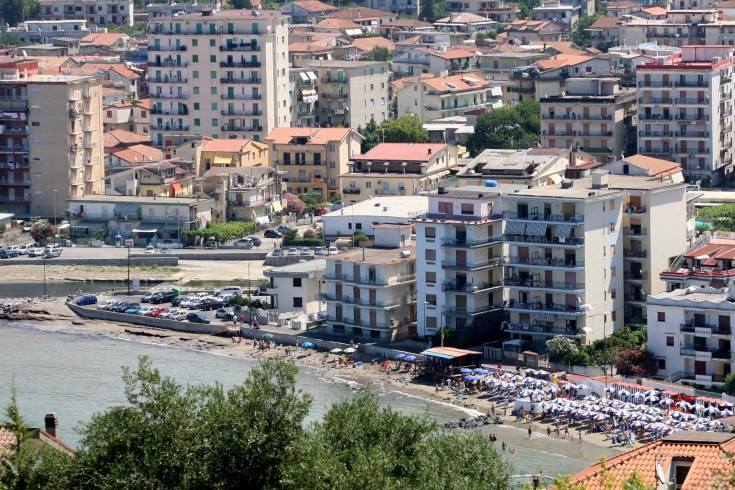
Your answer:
(461, 203), (473, 215)
(194, 118), (201, 126)
(211, 103), (217, 110)
(438, 201), (452, 214)
(212, 119), (218, 127)
(210, 87), (217, 94)
(106, 110), (112, 117)
(666, 336), (674, 346)
(293, 297), (303, 308)
(193, 102), (200, 110)
(657, 359), (666, 370)
(426, 293), (437, 305)
(191, 39), (198, 46)
(426, 249), (436, 261)
(365, 181), (372, 188)
(658, 312), (666, 322)
(293, 278), (302, 287)
(210, 39), (216, 46)
(193, 87), (200, 94)
(210, 55), (216, 62)
(426, 271), (436, 284)
(426, 316), (437, 329)
(193, 70), (199, 79)
(31, 121), (40, 127)
(210, 71), (217, 79)
(425, 226), (436, 238)
(192, 55), (198, 62)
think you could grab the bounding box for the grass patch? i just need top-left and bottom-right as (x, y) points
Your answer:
(132, 265), (181, 273)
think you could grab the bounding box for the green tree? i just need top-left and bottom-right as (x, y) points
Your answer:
(299, 191), (324, 213)
(573, 14), (600, 47)
(282, 392), (511, 490)
(419, 0), (445, 22)
(723, 372), (735, 396)
(357, 117), (380, 153)
(363, 46), (391, 62)
(1, 0), (39, 26)
(229, 0), (253, 8)
(468, 107), (539, 156)
(546, 336), (580, 363)
(379, 114), (429, 144)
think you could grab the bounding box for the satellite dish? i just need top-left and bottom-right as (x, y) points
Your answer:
(656, 461), (668, 484)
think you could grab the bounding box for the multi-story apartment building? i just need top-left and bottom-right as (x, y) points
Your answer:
(323, 230), (416, 342)
(341, 143), (458, 203)
(147, 9), (290, 148)
(38, 0), (134, 26)
(444, 0), (519, 22)
(540, 78), (637, 161)
(636, 45), (734, 185)
(289, 67), (319, 127)
(365, 0), (419, 16)
(413, 186), (506, 340)
(395, 73), (503, 122)
(146, 1), (221, 21)
(265, 127), (362, 200)
(264, 259), (326, 316)
(308, 60), (390, 128)
(0, 60), (104, 219)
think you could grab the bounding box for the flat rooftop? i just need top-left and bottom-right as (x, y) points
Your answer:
(326, 244), (416, 265)
(308, 60), (388, 69)
(468, 148), (565, 173)
(505, 173), (684, 200)
(264, 259), (326, 277)
(67, 195), (212, 205)
(324, 196), (428, 219)
(440, 185), (502, 200)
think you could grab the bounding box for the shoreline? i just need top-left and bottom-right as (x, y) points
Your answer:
(1, 297), (626, 466)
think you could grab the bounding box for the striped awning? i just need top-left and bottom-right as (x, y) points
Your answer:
(505, 221), (526, 234)
(526, 223), (548, 236)
(556, 224), (573, 238)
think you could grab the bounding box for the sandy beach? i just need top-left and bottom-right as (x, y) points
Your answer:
(0, 296), (626, 469)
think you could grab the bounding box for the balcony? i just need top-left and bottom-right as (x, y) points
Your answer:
(504, 277), (584, 292)
(503, 322), (581, 338)
(220, 94), (262, 100)
(0, 126), (28, 135)
(151, 107), (188, 116)
(324, 273), (416, 287)
(419, 212), (503, 223)
(542, 113), (612, 121)
(150, 93), (188, 100)
(637, 80), (673, 87)
(679, 322), (732, 336)
(320, 294), (407, 308)
(504, 234), (585, 247)
(220, 43), (260, 51)
(83, 141), (98, 149)
(676, 98), (707, 105)
(623, 227), (647, 237)
(220, 110), (263, 117)
(443, 304), (504, 316)
(343, 188), (360, 194)
(639, 114), (673, 121)
(221, 125), (263, 132)
(69, 212), (192, 223)
(639, 98), (673, 105)
(322, 77), (348, 84)
(151, 123), (189, 131)
(150, 77), (188, 83)
(674, 80), (709, 87)
(625, 205), (646, 215)
(504, 212), (583, 223)
(505, 301), (586, 316)
(441, 280), (504, 293)
(0, 145), (29, 153)
(219, 61), (261, 68)
(440, 257), (504, 270)
(319, 91), (348, 98)
(441, 235), (503, 248)
(625, 271), (648, 281)
(639, 130), (673, 137)
(148, 45), (187, 51)
(680, 346), (729, 361)
(0, 179), (30, 186)
(624, 249), (647, 259)
(623, 294), (646, 303)
(148, 60), (188, 67)
(504, 256), (584, 269)
(220, 77), (261, 84)
(675, 114), (710, 121)
(676, 131), (710, 138)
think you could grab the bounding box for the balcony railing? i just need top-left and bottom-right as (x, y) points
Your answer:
(624, 249), (647, 259)
(637, 80), (673, 87)
(220, 77), (261, 84)
(150, 77), (188, 83)
(324, 273), (416, 286)
(504, 212), (583, 223)
(440, 258), (504, 269)
(151, 123), (190, 131)
(148, 45), (187, 51)
(675, 80), (709, 87)
(441, 280), (503, 292)
(675, 114), (710, 121)
(504, 256), (584, 268)
(148, 60), (188, 67)
(420, 212), (503, 223)
(503, 322), (581, 337)
(69, 212), (192, 223)
(441, 235), (503, 248)
(504, 234), (585, 246)
(220, 94), (262, 100)
(320, 294), (409, 308)
(219, 61), (261, 68)
(623, 227), (647, 237)
(542, 113), (612, 120)
(150, 93), (188, 100)
(505, 301), (586, 316)
(625, 205), (647, 214)
(625, 271), (648, 280)
(680, 322), (732, 336)
(221, 125), (264, 132)
(443, 304), (504, 316)
(676, 98), (707, 104)
(639, 130), (673, 137)
(504, 277), (584, 290)
(0, 145), (29, 153)
(151, 107), (188, 116)
(220, 43), (260, 51)
(343, 188), (360, 194)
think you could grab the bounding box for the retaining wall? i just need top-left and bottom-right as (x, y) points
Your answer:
(263, 255), (315, 267)
(3, 256), (179, 267)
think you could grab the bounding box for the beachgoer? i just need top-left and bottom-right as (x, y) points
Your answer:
(501, 441), (506, 452)
(564, 426), (570, 438)
(528, 426), (532, 439)
(491, 405), (496, 416)
(579, 433), (582, 444)
(547, 426), (551, 437)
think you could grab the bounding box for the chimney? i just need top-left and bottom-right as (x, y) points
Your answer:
(427, 148), (432, 154)
(44, 412), (58, 438)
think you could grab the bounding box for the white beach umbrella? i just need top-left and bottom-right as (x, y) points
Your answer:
(660, 398), (674, 406)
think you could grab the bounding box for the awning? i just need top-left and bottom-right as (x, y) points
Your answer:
(526, 223), (548, 236)
(505, 221), (526, 234)
(490, 86), (503, 97)
(306, 71), (317, 80)
(171, 182), (182, 193)
(214, 153), (232, 165)
(299, 87), (317, 96)
(255, 216), (270, 225)
(556, 224), (573, 238)
(71, 220), (106, 229)
(132, 223), (163, 233)
(271, 200), (283, 213)
(548, 173), (563, 184)
(299, 72), (309, 81)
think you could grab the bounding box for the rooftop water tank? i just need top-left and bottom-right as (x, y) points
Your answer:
(484, 180), (498, 187)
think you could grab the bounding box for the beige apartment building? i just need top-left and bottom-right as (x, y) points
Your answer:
(38, 0), (134, 26)
(0, 60), (104, 219)
(540, 78), (636, 162)
(308, 60), (390, 128)
(265, 127), (363, 199)
(148, 9), (290, 148)
(636, 45), (735, 185)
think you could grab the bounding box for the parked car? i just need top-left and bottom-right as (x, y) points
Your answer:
(199, 297), (224, 310)
(42, 247), (62, 258)
(150, 290), (178, 304)
(111, 302), (134, 312)
(185, 298), (205, 309)
(277, 224), (292, 234)
(75, 294), (97, 306)
(145, 245), (155, 254)
(328, 244), (339, 255)
(147, 307), (167, 317)
(96, 300), (116, 310)
(158, 309), (177, 319)
(248, 236), (262, 247)
(300, 247), (310, 256)
(288, 248), (298, 256)
(160, 246), (171, 254)
(136, 307), (156, 316)
(171, 296), (190, 307)
(27, 248), (45, 257)
(186, 312), (211, 324)
(140, 291), (157, 303)
(215, 286), (242, 296)
(215, 307), (234, 319)
(124, 307), (142, 315)
(272, 248), (283, 257)
(264, 229), (282, 239)
(2, 248), (19, 258)
(235, 238), (253, 249)
(0, 250), (8, 259)
(314, 247), (325, 256)
(171, 311), (189, 321)
(18, 244), (34, 255)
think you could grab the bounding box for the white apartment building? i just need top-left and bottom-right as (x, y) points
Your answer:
(264, 259), (326, 316)
(395, 73), (503, 122)
(0, 60), (105, 219)
(289, 67), (318, 128)
(647, 286), (733, 388)
(308, 60), (390, 128)
(444, 0), (519, 22)
(321, 196), (428, 240)
(148, 9), (290, 148)
(636, 45), (734, 186)
(540, 78), (636, 162)
(413, 186), (506, 340)
(38, 0), (134, 26)
(323, 232), (416, 342)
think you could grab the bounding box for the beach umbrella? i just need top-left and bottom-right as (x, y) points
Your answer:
(460, 368), (473, 374)
(520, 389), (533, 397)
(645, 395), (659, 404)
(648, 390), (660, 396)
(395, 353), (406, 360)
(605, 386), (616, 393)
(344, 348), (356, 354)
(618, 389), (630, 397)
(300, 342), (314, 348)
(721, 409), (734, 417)
(577, 384), (591, 390)
(660, 398), (674, 406)
(114, 234), (123, 240)
(473, 367), (485, 373)
(330, 348), (343, 354)
(464, 375), (480, 381)
(547, 385), (561, 393)
(703, 406), (721, 417)
(720, 402), (734, 408)
(676, 401), (692, 409)
(404, 355), (417, 362)
(632, 420), (645, 428)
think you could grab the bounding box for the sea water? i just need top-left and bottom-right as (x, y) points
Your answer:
(0, 321), (599, 478)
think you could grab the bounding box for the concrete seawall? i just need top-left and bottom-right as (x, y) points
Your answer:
(67, 303), (228, 335)
(3, 256), (179, 267)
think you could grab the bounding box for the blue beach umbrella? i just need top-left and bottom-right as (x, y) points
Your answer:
(395, 353), (406, 360)
(404, 355), (417, 362)
(460, 368), (473, 374)
(300, 342), (314, 348)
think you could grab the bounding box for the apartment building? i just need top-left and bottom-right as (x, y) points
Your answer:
(621, 10), (720, 47)
(308, 60), (390, 128)
(413, 186), (506, 340)
(38, 0), (134, 26)
(341, 143), (458, 203)
(264, 259), (326, 316)
(0, 60), (104, 219)
(323, 231), (416, 342)
(265, 127), (363, 200)
(395, 73), (503, 122)
(444, 0), (519, 22)
(197, 138), (268, 175)
(365, 0), (419, 16)
(289, 67), (319, 127)
(147, 9), (290, 148)
(540, 77), (637, 161)
(636, 45), (735, 185)
(647, 286), (733, 388)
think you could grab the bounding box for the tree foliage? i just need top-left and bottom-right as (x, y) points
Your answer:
(546, 336), (580, 363)
(613, 349), (657, 377)
(30, 219), (54, 243)
(0, 0), (39, 26)
(284, 192), (305, 215)
(363, 46), (391, 62)
(724, 372), (735, 396)
(468, 100), (540, 156)
(358, 118), (381, 153)
(359, 115), (429, 153)
(696, 203), (735, 231)
(419, 0), (446, 23)
(184, 221), (257, 244)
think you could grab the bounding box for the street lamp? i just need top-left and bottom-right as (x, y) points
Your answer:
(42, 256), (47, 298)
(127, 246), (131, 295)
(52, 189), (57, 226)
(247, 262), (252, 327)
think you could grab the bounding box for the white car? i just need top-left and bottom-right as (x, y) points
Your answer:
(145, 245), (155, 254)
(28, 247), (45, 257)
(160, 246), (171, 254)
(159, 309), (178, 319)
(96, 300), (116, 310)
(171, 311), (189, 321)
(328, 245), (339, 255)
(137, 306), (155, 316)
(288, 248), (298, 256)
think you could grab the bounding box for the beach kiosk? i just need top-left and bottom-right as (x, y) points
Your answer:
(421, 347), (481, 379)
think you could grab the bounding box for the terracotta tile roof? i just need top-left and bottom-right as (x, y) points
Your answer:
(395, 35), (422, 46)
(642, 6), (668, 14)
(289, 42), (333, 53)
(623, 154), (682, 177)
(684, 239), (735, 259)
(351, 142), (448, 162)
(109, 145), (163, 164)
(717, 0), (735, 7)
(589, 16), (623, 29)
(80, 33), (128, 47)
(508, 19), (557, 32)
(390, 73), (435, 89)
(568, 432), (735, 490)
(265, 127), (356, 145)
(382, 19), (431, 28)
(134, 99), (150, 110)
(422, 73), (489, 93)
(106, 65), (141, 80)
(529, 40), (587, 54)
(0, 427), (16, 450)
(314, 18), (361, 29)
(103, 129), (151, 147)
(290, 0), (336, 13)
(535, 54), (592, 70)
(329, 7), (394, 19)
(436, 12), (495, 23)
(606, 1), (642, 8)
(202, 138), (258, 153)
(352, 36), (395, 54)
(430, 48), (475, 60)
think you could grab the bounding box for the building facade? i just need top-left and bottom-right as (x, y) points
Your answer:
(148, 9), (290, 148)
(38, 0), (134, 26)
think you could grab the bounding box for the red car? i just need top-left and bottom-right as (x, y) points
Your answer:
(147, 307), (167, 318)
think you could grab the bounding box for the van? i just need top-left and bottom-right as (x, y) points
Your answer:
(216, 286), (242, 296)
(43, 247), (62, 258)
(18, 244), (34, 255)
